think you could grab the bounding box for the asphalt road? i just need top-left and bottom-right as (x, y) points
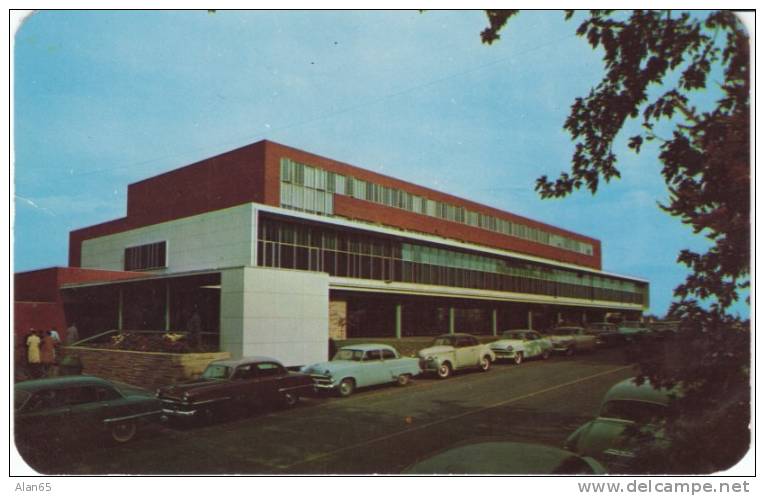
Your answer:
(19, 348), (636, 475)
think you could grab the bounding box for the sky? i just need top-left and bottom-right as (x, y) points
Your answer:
(12, 10), (750, 317)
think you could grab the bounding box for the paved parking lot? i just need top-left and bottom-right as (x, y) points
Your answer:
(18, 348), (636, 474)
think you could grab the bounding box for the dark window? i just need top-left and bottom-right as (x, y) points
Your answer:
(363, 350), (382, 361)
(256, 362), (284, 377)
(124, 241), (166, 271)
(381, 349), (397, 360)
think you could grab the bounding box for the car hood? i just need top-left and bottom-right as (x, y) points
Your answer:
(302, 361), (359, 376)
(418, 345), (455, 357)
(490, 339), (524, 348)
(158, 378), (225, 400)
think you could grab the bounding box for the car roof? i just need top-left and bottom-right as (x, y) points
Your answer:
(436, 333), (478, 338)
(502, 329), (536, 333)
(211, 356), (284, 368)
(339, 343), (398, 352)
(15, 375), (113, 392)
(603, 378), (677, 406)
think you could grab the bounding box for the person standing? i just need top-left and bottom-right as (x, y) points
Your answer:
(65, 323), (79, 345)
(40, 331), (56, 377)
(26, 329), (41, 379)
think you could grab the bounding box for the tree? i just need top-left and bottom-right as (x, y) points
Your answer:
(480, 10), (750, 473)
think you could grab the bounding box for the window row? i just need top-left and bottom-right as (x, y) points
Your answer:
(279, 158), (595, 256)
(124, 241), (166, 271)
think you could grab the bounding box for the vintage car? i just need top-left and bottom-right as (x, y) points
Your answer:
(564, 377), (677, 472)
(156, 356), (314, 422)
(617, 321), (652, 342)
(15, 375), (162, 446)
(302, 343), (421, 397)
(489, 329), (553, 364)
(403, 441), (606, 474)
(586, 322), (625, 347)
(545, 326), (598, 355)
(417, 333), (495, 379)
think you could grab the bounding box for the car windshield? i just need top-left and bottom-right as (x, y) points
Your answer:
(201, 364), (231, 379)
(431, 337), (454, 346)
(333, 349), (364, 361)
(600, 400), (667, 423)
(14, 390), (31, 410)
(502, 331), (525, 340)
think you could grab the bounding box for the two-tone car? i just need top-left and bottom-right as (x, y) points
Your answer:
(302, 343), (421, 397)
(15, 375), (162, 446)
(489, 330), (553, 364)
(545, 326), (598, 355)
(418, 333), (495, 379)
(156, 356), (314, 422)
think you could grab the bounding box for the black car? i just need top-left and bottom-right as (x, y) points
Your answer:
(15, 375), (162, 447)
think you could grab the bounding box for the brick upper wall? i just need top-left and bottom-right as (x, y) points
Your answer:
(68, 140), (602, 270)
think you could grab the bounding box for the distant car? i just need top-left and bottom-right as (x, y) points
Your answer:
(489, 330), (553, 364)
(586, 322), (624, 347)
(618, 321), (652, 342)
(418, 333), (495, 379)
(302, 344), (421, 397)
(545, 326), (598, 355)
(564, 377), (677, 472)
(156, 356), (314, 422)
(15, 375), (161, 445)
(403, 441), (606, 474)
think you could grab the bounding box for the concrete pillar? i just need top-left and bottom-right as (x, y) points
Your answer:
(527, 310), (533, 330)
(557, 312), (562, 325)
(395, 304), (402, 339)
(492, 309), (498, 336)
(582, 311), (588, 325)
(164, 282), (171, 331)
(117, 288), (124, 330)
(449, 307), (456, 334)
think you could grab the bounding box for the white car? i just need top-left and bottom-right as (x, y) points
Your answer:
(546, 326), (598, 355)
(489, 330), (553, 364)
(418, 333), (496, 379)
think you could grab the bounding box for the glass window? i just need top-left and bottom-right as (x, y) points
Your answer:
(363, 350), (382, 361)
(381, 349), (397, 360)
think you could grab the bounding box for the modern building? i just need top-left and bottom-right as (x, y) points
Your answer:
(16, 140), (649, 367)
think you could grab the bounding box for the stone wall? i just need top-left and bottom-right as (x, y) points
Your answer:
(64, 346), (230, 390)
(329, 300), (347, 340)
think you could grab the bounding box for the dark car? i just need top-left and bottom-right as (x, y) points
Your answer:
(586, 322), (625, 347)
(14, 375), (162, 446)
(156, 356), (314, 422)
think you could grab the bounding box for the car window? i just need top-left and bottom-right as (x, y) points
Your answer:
(381, 349), (397, 360)
(502, 331), (524, 340)
(256, 362), (284, 377)
(233, 364), (257, 380)
(202, 364), (231, 379)
(528, 333), (538, 340)
(600, 400), (667, 423)
(455, 337), (472, 348)
(334, 349), (363, 361)
(432, 337), (455, 346)
(95, 386), (122, 401)
(363, 350), (382, 361)
(24, 390), (65, 412)
(63, 386), (100, 405)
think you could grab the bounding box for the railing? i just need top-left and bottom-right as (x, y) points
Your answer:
(70, 329), (220, 349)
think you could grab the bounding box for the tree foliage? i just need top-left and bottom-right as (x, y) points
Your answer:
(480, 10), (750, 473)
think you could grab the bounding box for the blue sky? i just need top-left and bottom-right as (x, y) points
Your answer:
(13, 10), (748, 317)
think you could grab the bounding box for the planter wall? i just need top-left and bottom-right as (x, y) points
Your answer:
(64, 346), (231, 390)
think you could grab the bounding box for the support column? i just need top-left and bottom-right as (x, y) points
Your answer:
(557, 312), (562, 325)
(449, 307), (456, 334)
(582, 311), (588, 325)
(395, 304), (402, 339)
(117, 288), (124, 331)
(527, 310), (533, 330)
(492, 309), (498, 336)
(164, 282), (171, 331)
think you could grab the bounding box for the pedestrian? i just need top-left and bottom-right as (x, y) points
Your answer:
(40, 330), (56, 377)
(49, 327), (61, 345)
(26, 329), (41, 379)
(65, 322), (79, 346)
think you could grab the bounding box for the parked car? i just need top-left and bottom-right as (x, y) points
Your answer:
(15, 375), (162, 446)
(586, 322), (624, 347)
(489, 330), (553, 364)
(403, 441), (606, 474)
(302, 343), (421, 397)
(545, 326), (598, 355)
(156, 356), (314, 422)
(564, 377), (677, 472)
(418, 333), (495, 379)
(617, 321), (652, 342)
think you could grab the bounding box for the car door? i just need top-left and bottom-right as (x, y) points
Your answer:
(359, 349), (388, 387)
(380, 348), (401, 381)
(230, 363), (263, 407)
(254, 362), (288, 403)
(525, 333), (542, 358)
(16, 388), (72, 445)
(455, 336), (479, 367)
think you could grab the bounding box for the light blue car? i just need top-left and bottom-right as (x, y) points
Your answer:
(302, 344), (421, 397)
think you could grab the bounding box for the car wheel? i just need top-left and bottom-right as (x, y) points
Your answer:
(282, 391), (299, 408)
(513, 352), (524, 365)
(479, 355), (491, 372)
(436, 362), (452, 379)
(542, 349), (551, 360)
(110, 420), (137, 443)
(397, 374), (412, 386)
(338, 378), (355, 397)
